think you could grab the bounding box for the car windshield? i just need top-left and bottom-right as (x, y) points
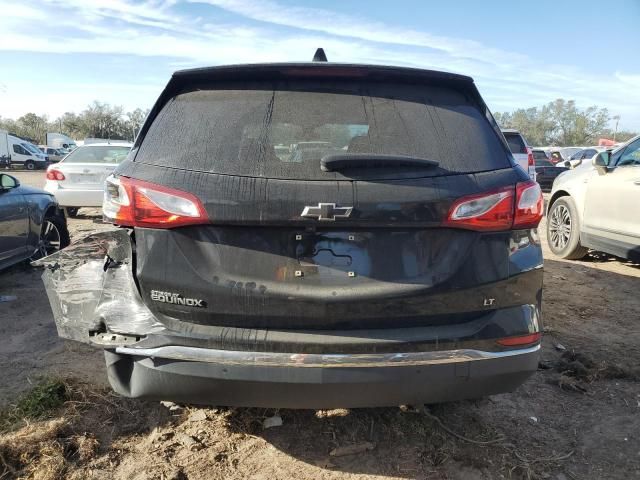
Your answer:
(532, 150), (547, 160)
(22, 143), (41, 154)
(502, 133), (527, 154)
(536, 159), (553, 167)
(62, 145), (131, 164)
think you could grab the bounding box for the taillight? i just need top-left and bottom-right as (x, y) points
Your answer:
(513, 181), (543, 228)
(445, 181), (543, 231)
(527, 147), (535, 167)
(496, 332), (541, 347)
(103, 176), (208, 229)
(46, 169), (65, 181)
(444, 186), (514, 231)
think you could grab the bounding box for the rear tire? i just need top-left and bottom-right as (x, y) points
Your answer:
(30, 215), (70, 261)
(25, 160), (35, 170)
(547, 196), (588, 260)
(65, 207), (79, 218)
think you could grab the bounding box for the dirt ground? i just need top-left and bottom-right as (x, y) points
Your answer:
(1, 170), (639, 479)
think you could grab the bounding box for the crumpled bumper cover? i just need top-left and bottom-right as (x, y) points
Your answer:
(35, 229), (166, 344)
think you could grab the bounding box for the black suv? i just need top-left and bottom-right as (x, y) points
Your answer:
(41, 59), (544, 408)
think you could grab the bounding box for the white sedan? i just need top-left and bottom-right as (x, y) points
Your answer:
(547, 135), (640, 260)
(44, 143), (132, 217)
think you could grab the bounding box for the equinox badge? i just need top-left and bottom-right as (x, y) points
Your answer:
(150, 290), (207, 308)
(301, 203), (353, 221)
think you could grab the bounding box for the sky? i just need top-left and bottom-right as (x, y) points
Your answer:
(1, 0), (639, 130)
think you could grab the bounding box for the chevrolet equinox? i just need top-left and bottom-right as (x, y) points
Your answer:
(40, 56), (544, 408)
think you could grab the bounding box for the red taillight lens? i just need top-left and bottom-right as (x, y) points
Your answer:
(496, 332), (541, 347)
(513, 181), (543, 228)
(46, 169), (65, 181)
(445, 181), (543, 232)
(103, 176), (208, 229)
(444, 186), (514, 231)
(527, 147), (535, 167)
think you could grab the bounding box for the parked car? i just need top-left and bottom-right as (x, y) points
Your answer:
(39, 146), (66, 163)
(531, 148), (549, 162)
(547, 135), (640, 261)
(558, 147), (604, 169)
(501, 129), (536, 181)
(0, 172), (69, 270)
(535, 158), (569, 191)
(548, 147), (582, 165)
(39, 58), (544, 408)
(44, 143), (132, 217)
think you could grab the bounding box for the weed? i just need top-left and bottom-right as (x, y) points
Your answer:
(0, 378), (68, 432)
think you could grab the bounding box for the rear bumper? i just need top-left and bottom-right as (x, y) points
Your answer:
(37, 229), (543, 408)
(44, 182), (104, 207)
(105, 344), (540, 408)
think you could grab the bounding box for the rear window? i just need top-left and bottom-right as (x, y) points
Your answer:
(136, 81), (511, 180)
(503, 133), (527, 154)
(62, 146), (131, 164)
(532, 150), (548, 160)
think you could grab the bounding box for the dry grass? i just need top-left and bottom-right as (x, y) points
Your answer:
(0, 378), (107, 479)
(0, 379), (585, 480)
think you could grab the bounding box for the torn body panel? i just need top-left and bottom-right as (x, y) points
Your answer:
(36, 229), (165, 345)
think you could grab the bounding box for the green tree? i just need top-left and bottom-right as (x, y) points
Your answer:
(52, 112), (87, 140)
(124, 108), (149, 141)
(81, 101), (126, 139)
(0, 117), (19, 135)
(495, 99), (613, 146)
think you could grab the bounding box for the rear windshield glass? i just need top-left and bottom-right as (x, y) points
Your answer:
(136, 81), (511, 179)
(532, 150), (548, 160)
(63, 146), (131, 164)
(503, 133), (527, 155)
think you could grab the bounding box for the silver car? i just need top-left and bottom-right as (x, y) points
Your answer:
(44, 143), (132, 217)
(39, 146), (66, 163)
(547, 135), (640, 261)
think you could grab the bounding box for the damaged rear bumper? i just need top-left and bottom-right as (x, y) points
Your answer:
(35, 229), (166, 344)
(38, 230), (541, 408)
(105, 345), (539, 408)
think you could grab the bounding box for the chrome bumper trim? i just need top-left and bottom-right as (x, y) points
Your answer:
(115, 343), (540, 368)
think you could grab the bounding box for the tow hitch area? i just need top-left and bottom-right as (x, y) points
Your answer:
(34, 229), (164, 346)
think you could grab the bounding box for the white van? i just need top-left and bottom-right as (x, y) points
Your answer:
(8, 135), (49, 170)
(0, 130), (10, 168)
(46, 132), (77, 152)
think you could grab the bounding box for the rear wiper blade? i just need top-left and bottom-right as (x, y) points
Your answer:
(321, 153), (439, 172)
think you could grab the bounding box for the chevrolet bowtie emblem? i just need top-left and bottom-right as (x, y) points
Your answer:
(301, 203), (353, 221)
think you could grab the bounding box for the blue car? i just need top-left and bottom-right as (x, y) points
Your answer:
(0, 172), (69, 270)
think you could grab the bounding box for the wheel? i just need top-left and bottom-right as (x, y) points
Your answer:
(25, 160), (35, 170)
(547, 196), (588, 260)
(30, 215), (70, 260)
(65, 207), (80, 218)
